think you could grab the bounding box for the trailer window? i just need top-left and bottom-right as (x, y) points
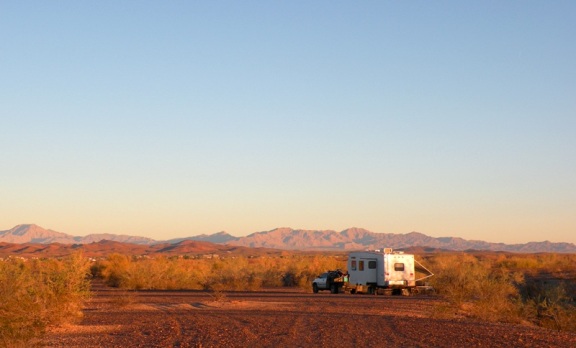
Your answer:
(359, 261), (364, 271)
(350, 260), (357, 271)
(394, 263), (405, 271)
(368, 261), (377, 269)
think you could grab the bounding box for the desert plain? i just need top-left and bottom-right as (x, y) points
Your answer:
(44, 282), (576, 348)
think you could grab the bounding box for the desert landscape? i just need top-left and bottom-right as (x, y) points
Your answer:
(2, 245), (574, 348)
(4, 2), (576, 347)
(42, 282), (575, 348)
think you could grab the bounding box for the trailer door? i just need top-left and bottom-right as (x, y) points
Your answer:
(361, 258), (378, 284)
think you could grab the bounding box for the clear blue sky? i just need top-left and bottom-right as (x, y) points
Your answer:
(1, 1), (575, 243)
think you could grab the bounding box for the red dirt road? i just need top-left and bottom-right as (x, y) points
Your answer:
(45, 285), (576, 348)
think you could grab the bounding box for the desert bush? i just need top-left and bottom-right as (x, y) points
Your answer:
(97, 255), (202, 290)
(428, 253), (524, 322)
(494, 253), (576, 278)
(427, 252), (576, 331)
(95, 254), (346, 292)
(0, 253), (91, 347)
(519, 280), (576, 332)
(97, 253), (132, 288)
(490, 252), (576, 332)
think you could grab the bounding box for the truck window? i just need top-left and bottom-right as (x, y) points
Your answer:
(351, 260), (357, 271)
(368, 261), (377, 269)
(359, 261), (364, 271)
(394, 263), (404, 271)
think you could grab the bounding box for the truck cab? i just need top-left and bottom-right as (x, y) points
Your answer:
(312, 270), (347, 294)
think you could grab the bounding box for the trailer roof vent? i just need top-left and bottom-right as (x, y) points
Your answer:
(383, 248), (393, 254)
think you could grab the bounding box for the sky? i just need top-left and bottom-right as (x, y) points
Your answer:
(1, 1), (575, 244)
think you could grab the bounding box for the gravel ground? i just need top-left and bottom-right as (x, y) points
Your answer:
(44, 285), (576, 348)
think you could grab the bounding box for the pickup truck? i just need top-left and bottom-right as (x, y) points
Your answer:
(312, 270), (347, 294)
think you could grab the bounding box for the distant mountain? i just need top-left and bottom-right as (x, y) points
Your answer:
(166, 231), (238, 244)
(226, 227), (576, 253)
(0, 224), (154, 245)
(1, 224), (575, 253)
(0, 224), (74, 244)
(79, 233), (155, 245)
(0, 239), (281, 258)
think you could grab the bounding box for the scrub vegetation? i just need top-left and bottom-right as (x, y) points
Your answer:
(3, 250), (573, 348)
(426, 252), (576, 332)
(93, 252), (576, 333)
(0, 253), (91, 347)
(93, 254), (346, 291)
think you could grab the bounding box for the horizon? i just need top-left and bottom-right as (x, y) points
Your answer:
(2, 2), (575, 245)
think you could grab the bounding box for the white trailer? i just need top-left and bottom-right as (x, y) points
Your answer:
(346, 248), (433, 295)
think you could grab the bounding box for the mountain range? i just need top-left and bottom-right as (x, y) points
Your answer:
(1, 224), (575, 253)
(0, 239), (286, 259)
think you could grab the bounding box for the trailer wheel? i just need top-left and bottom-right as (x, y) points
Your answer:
(368, 286), (375, 295)
(313, 283), (319, 293)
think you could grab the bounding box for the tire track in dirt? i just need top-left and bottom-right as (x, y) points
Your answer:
(148, 302), (190, 347)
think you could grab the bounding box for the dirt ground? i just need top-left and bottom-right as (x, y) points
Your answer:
(44, 284), (576, 348)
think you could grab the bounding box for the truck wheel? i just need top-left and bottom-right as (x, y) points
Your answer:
(330, 284), (338, 294)
(313, 283), (319, 293)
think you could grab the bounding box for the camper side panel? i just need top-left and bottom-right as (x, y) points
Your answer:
(348, 252), (381, 286)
